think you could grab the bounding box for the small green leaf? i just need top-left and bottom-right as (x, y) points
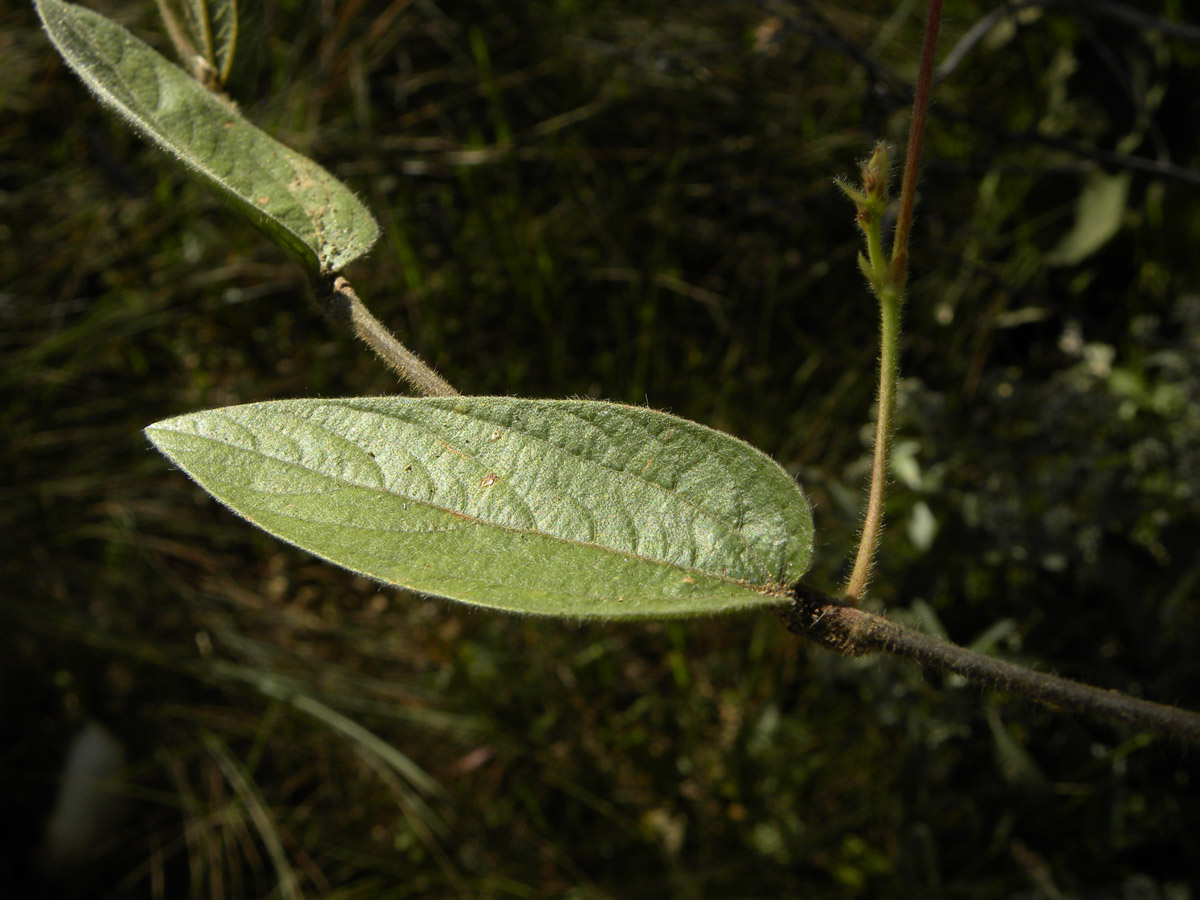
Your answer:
(1045, 172), (1131, 267)
(37, 0), (377, 273)
(146, 398), (814, 619)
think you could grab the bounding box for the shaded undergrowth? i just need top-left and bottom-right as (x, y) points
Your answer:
(4, 0), (1200, 897)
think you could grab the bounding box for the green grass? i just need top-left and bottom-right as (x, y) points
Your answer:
(5, 0), (1200, 897)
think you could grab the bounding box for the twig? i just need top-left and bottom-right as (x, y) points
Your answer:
(780, 0), (1200, 188)
(784, 584), (1200, 746)
(1070, 0), (1200, 42)
(843, 0), (942, 603)
(889, 0), (941, 288)
(935, 2), (1022, 83)
(320, 276), (458, 397)
(938, 109), (1200, 187)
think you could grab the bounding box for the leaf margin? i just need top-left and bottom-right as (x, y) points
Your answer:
(37, 0), (377, 273)
(145, 396), (814, 620)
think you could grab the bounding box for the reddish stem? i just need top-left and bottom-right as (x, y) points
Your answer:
(890, 0), (943, 286)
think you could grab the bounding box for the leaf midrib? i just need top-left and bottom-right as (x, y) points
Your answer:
(258, 402), (778, 582)
(331, 399), (783, 582)
(153, 423), (787, 592)
(230, 483), (788, 603)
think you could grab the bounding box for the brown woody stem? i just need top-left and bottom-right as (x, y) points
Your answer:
(785, 584), (1200, 746)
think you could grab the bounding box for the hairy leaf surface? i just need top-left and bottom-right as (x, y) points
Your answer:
(146, 398), (814, 618)
(37, 0), (377, 272)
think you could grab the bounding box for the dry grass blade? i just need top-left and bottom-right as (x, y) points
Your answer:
(203, 733), (304, 900)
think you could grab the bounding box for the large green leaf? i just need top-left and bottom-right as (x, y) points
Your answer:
(146, 397), (814, 619)
(37, 0), (377, 273)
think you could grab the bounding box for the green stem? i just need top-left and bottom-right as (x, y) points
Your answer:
(843, 0), (942, 602)
(864, 209), (887, 281)
(844, 283), (901, 602)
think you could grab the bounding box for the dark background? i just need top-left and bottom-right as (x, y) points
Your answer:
(4, 0), (1200, 896)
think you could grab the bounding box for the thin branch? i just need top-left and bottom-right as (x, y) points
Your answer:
(771, 0), (1200, 188)
(842, 0), (942, 603)
(320, 276), (458, 397)
(771, 0), (908, 98)
(889, 0), (941, 286)
(939, 1), (1200, 85)
(938, 109), (1200, 187)
(1067, 0), (1200, 42)
(784, 584), (1200, 746)
(935, 2), (1019, 83)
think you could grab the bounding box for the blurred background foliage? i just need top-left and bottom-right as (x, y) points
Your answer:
(4, 0), (1200, 896)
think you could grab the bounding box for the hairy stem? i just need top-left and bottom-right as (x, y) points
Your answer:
(844, 284), (901, 602)
(785, 585), (1200, 746)
(864, 211), (887, 278)
(320, 276), (458, 397)
(890, 0), (942, 285)
(843, 0), (942, 602)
